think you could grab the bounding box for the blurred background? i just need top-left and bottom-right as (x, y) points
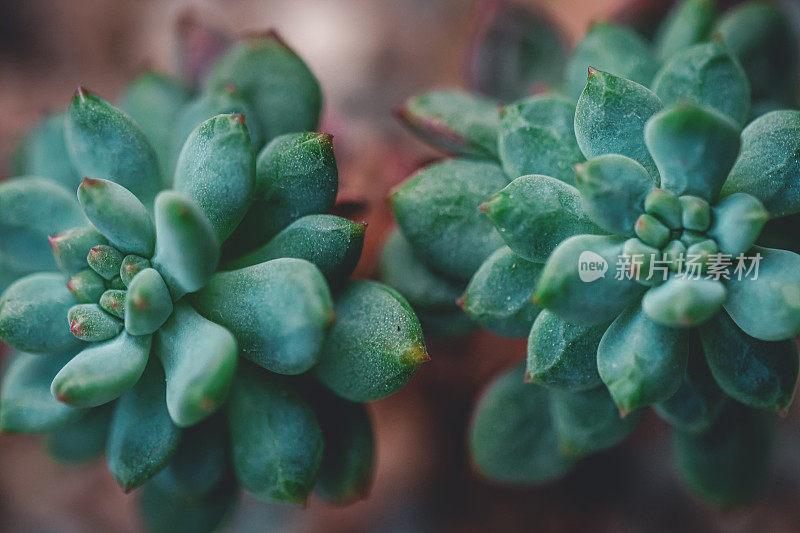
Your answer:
(2, 0), (800, 531)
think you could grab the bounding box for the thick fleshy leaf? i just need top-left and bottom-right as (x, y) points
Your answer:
(203, 31), (322, 144)
(140, 476), (236, 533)
(644, 104), (740, 200)
(484, 174), (603, 262)
(106, 361), (181, 492)
(50, 227), (108, 275)
(469, 365), (575, 484)
(722, 111), (800, 217)
(652, 42), (750, 126)
(642, 276), (726, 327)
(87, 245), (124, 281)
(174, 114), (255, 242)
(152, 191), (219, 298)
(78, 178), (155, 257)
(174, 85), (264, 158)
(379, 229), (464, 310)
(724, 246), (800, 341)
(465, 2), (567, 101)
(526, 310), (606, 391)
(120, 72), (192, 183)
(51, 332), (150, 407)
(673, 405), (773, 507)
(460, 247), (542, 338)
(701, 311), (798, 411)
(392, 159), (508, 280)
(598, 302), (688, 414)
(396, 90), (500, 158)
(45, 404), (113, 464)
(67, 304), (123, 342)
(653, 0), (715, 63)
(707, 193), (768, 256)
(498, 95), (584, 184)
(194, 258), (333, 375)
(574, 154), (654, 236)
(549, 386), (642, 457)
(125, 268), (173, 336)
(227, 132), (337, 254)
(0, 177), (86, 273)
(120, 254), (150, 287)
(66, 270), (106, 303)
(66, 88), (160, 207)
(227, 365), (323, 504)
(654, 339), (725, 435)
(314, 281), (428, 402)
(0, 352), (83, 433)
(229, 214), (365, 290)
(155, 303), (238, 427)
(534, 234), (645, 326)
(0, 272), (83, 354)
(99, 290), (126, 319)
(564, 23), (658, 101)
(13, 112), (81, 190)
(574, 69), (663, 179)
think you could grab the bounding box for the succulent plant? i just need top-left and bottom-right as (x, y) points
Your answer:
(385, 0), (800, 506)
(0, 30), (428, 532)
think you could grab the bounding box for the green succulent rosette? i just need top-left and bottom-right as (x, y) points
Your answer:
(0, 32), (427, 532)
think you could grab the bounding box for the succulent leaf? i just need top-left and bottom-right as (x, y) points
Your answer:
(140, 475), (236, 533)
(597, 302), (688, 413)
(574, 69), (663, 179)
(67, 303), (123, 342)
(701, 311), (798, 411)
(174, 114), (256, 242)
(314, 281), (428, 402)
(460, 247), (542, 338)
(87, 244), (124, 280)
(155, 303), (238, 427)
(66, 88), (160, 206)
(707, 193), (768, 256)
(484, 174), (604, 262)
(124, 268), (173, 336)
(45, 404), (113, 464)
(652, 0), (715, 63)
(77, 178), (155, 256)
(0, 272), (83, 354)
(498, 95), (584, 184)
(194, 258), (333, 375)
(395, 90), (500, 159)
(13, 112), (81, 190)
(644, 103), (740, 200)
(391, 159), (508, 280)
(99, 289), (126, 319)
(642, 276), (726, 327)
(0, 352), (84, 433)
(120, 254), (151, 287)
(50, 227), (108, 275)
(227, 365), (323, 504)
(525, 310), (606, 391)
(51, 331), (151, 407)
(66, 269), (106, 303)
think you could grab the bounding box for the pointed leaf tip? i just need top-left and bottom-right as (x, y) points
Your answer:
(587, 66), (599, 78)
(73, 86), (90, 102)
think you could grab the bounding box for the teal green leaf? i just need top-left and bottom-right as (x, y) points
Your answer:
(51, 332), (150, 408)
(106, 361), (181, 492)
(460, 247), (542, 338)
(155, 303), (238, 427)
(564, 23), (658, 101)
(391, 159), (508, 280)
(229, 214), (365, 290)
(525, 309), (606, 391)
(174, 114), (255, 242)
(66, 270), (106, 303)
(46, 404), (113, 464)
(644, 103), (740, 200)
(77, 178), (155, 256)
(598, 302), (688, 414)
(469, 365), (575, 484)
(483, 174), (604, 262)
(87, 244), (124, 280)
(13, 112), (81, 190)
(227, 365), (323, 504)
(0, 272), (83, 354)
(140, 476), (236, 533)
(701, 311), (798, 411)
(0, 176), (86, 273)
(50, 227), (107, 275)
(642, 276), (726, 327)
(194, 258), (333, 375)
(708, 193), (768, 256)
(0, 352), (84, 433)
(66, 87), (160, 207)
(120, 254), (151, 287)
(653, 0), (715, 63)
(396, 90), (500, 159)
(534, 234), (645, 326)
(98, 290), (125, 319)
(67, 304), (123, 342)
(498, 95), (584, 184)
(574, 69), (663, 179)
(125, 268), (173, 336)
(314, 281), (428, 402)
(722, 110), (800, 217)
